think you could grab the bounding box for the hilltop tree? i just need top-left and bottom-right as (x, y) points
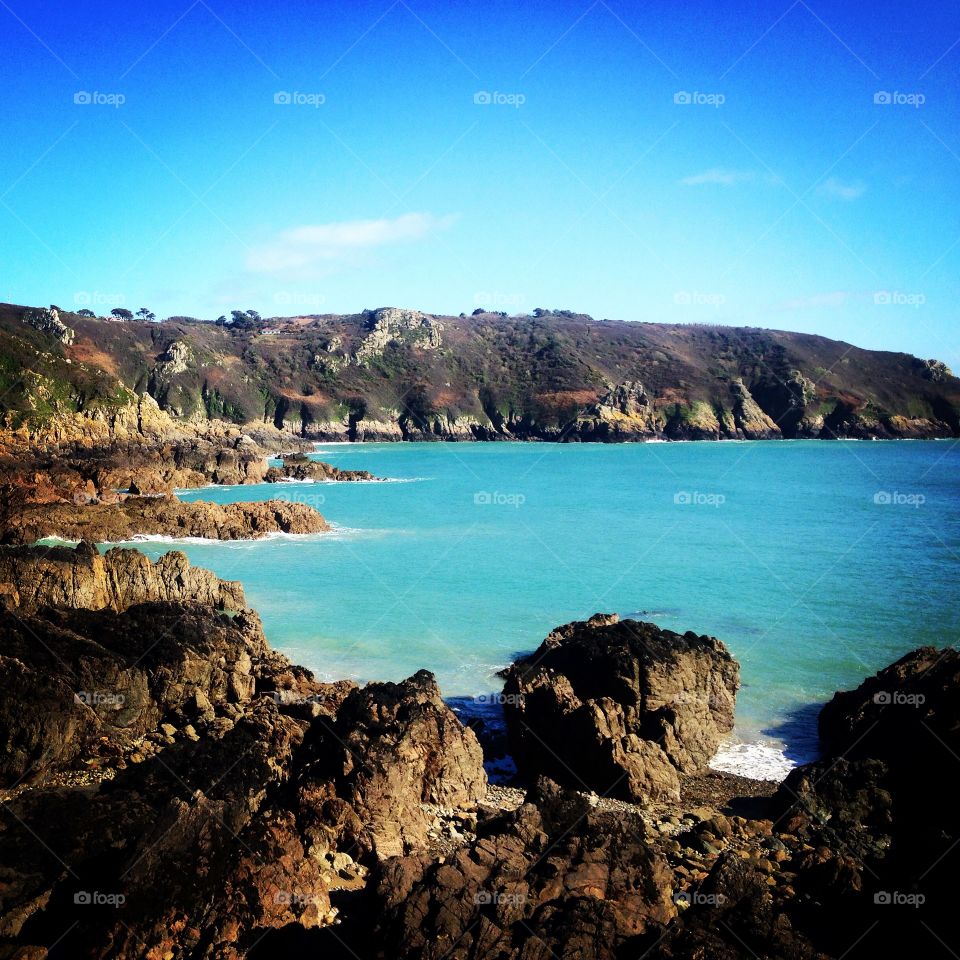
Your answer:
(77, 309), (95, 318)
(136, 307), (156, 321)
(111, 308), (134, 321)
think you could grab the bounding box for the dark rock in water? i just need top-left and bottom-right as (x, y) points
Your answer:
(501, 613), (739, 802)
(265, 453), (380, 483)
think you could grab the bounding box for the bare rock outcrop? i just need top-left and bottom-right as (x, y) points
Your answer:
(502, 614), (739, 802)
(21, 306), (74, 345)
(311, 670), (487, 858)
(354, 307), (443, 364)
(0, 542), (246, 612)
(264, 452), (380, 483)
(372, 777), (677, 960)
(1, 495), (329, 544)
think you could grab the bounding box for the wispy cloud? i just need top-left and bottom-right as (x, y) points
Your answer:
(679, 168), (755, 186)
(817, 177), (866, 201)
(246, 212), (456, 277)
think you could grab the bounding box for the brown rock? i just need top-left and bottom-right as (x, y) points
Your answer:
(502, 615), (739, 802)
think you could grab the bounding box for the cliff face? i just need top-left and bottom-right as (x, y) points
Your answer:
(3, 301), (958, 443)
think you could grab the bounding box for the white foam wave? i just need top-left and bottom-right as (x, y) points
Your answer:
(710, 740), (798, 782)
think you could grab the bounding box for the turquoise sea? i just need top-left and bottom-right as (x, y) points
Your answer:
(128, 440), (959, 779)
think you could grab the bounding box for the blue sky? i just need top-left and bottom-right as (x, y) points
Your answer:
(1, 0), (958, 364)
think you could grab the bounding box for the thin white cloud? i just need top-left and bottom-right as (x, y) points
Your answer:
(818, 177), (866, 201)
(246, 212), (456, 276)
(679, 168), (755, 186)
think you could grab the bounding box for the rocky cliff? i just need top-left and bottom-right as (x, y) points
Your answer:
(3, 301), (958, 443)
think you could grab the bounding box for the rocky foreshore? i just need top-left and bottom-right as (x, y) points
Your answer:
(0, 419), (381, 543)
(0, 495), (330, 545)
(1, 542), (956, 959)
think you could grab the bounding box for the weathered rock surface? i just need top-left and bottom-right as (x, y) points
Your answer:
(264, 453), (379, 483)
(310, 670), (487, 859)
(0, 543), (485, 958)
(371, 777), (677, 960)
(817, 645), (960, 763)
(502, 614), (739, 802)
(1, 535), (957, 959)
(1, 494), (329, 544)
(0, 541), (246, 612)
(21, 306), (74, 345)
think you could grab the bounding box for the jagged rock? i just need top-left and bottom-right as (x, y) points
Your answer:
(0, 542), (246, 612)
(502, 615), (739, 802)
(264, 453), (379, 483)
(574, 382), (662, 439)
(153, 339), (193, 379)
(728, 378), (781, 438)
(354, 307), (443, 364)
(21, 307), (74, 345)
(637, 850), (820, 960)
(310, 670), (487, 858)
(818, 646), (960, 764)
(371, 777), (677, 960)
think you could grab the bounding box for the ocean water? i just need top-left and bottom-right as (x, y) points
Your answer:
(123, 440), (959, 780)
